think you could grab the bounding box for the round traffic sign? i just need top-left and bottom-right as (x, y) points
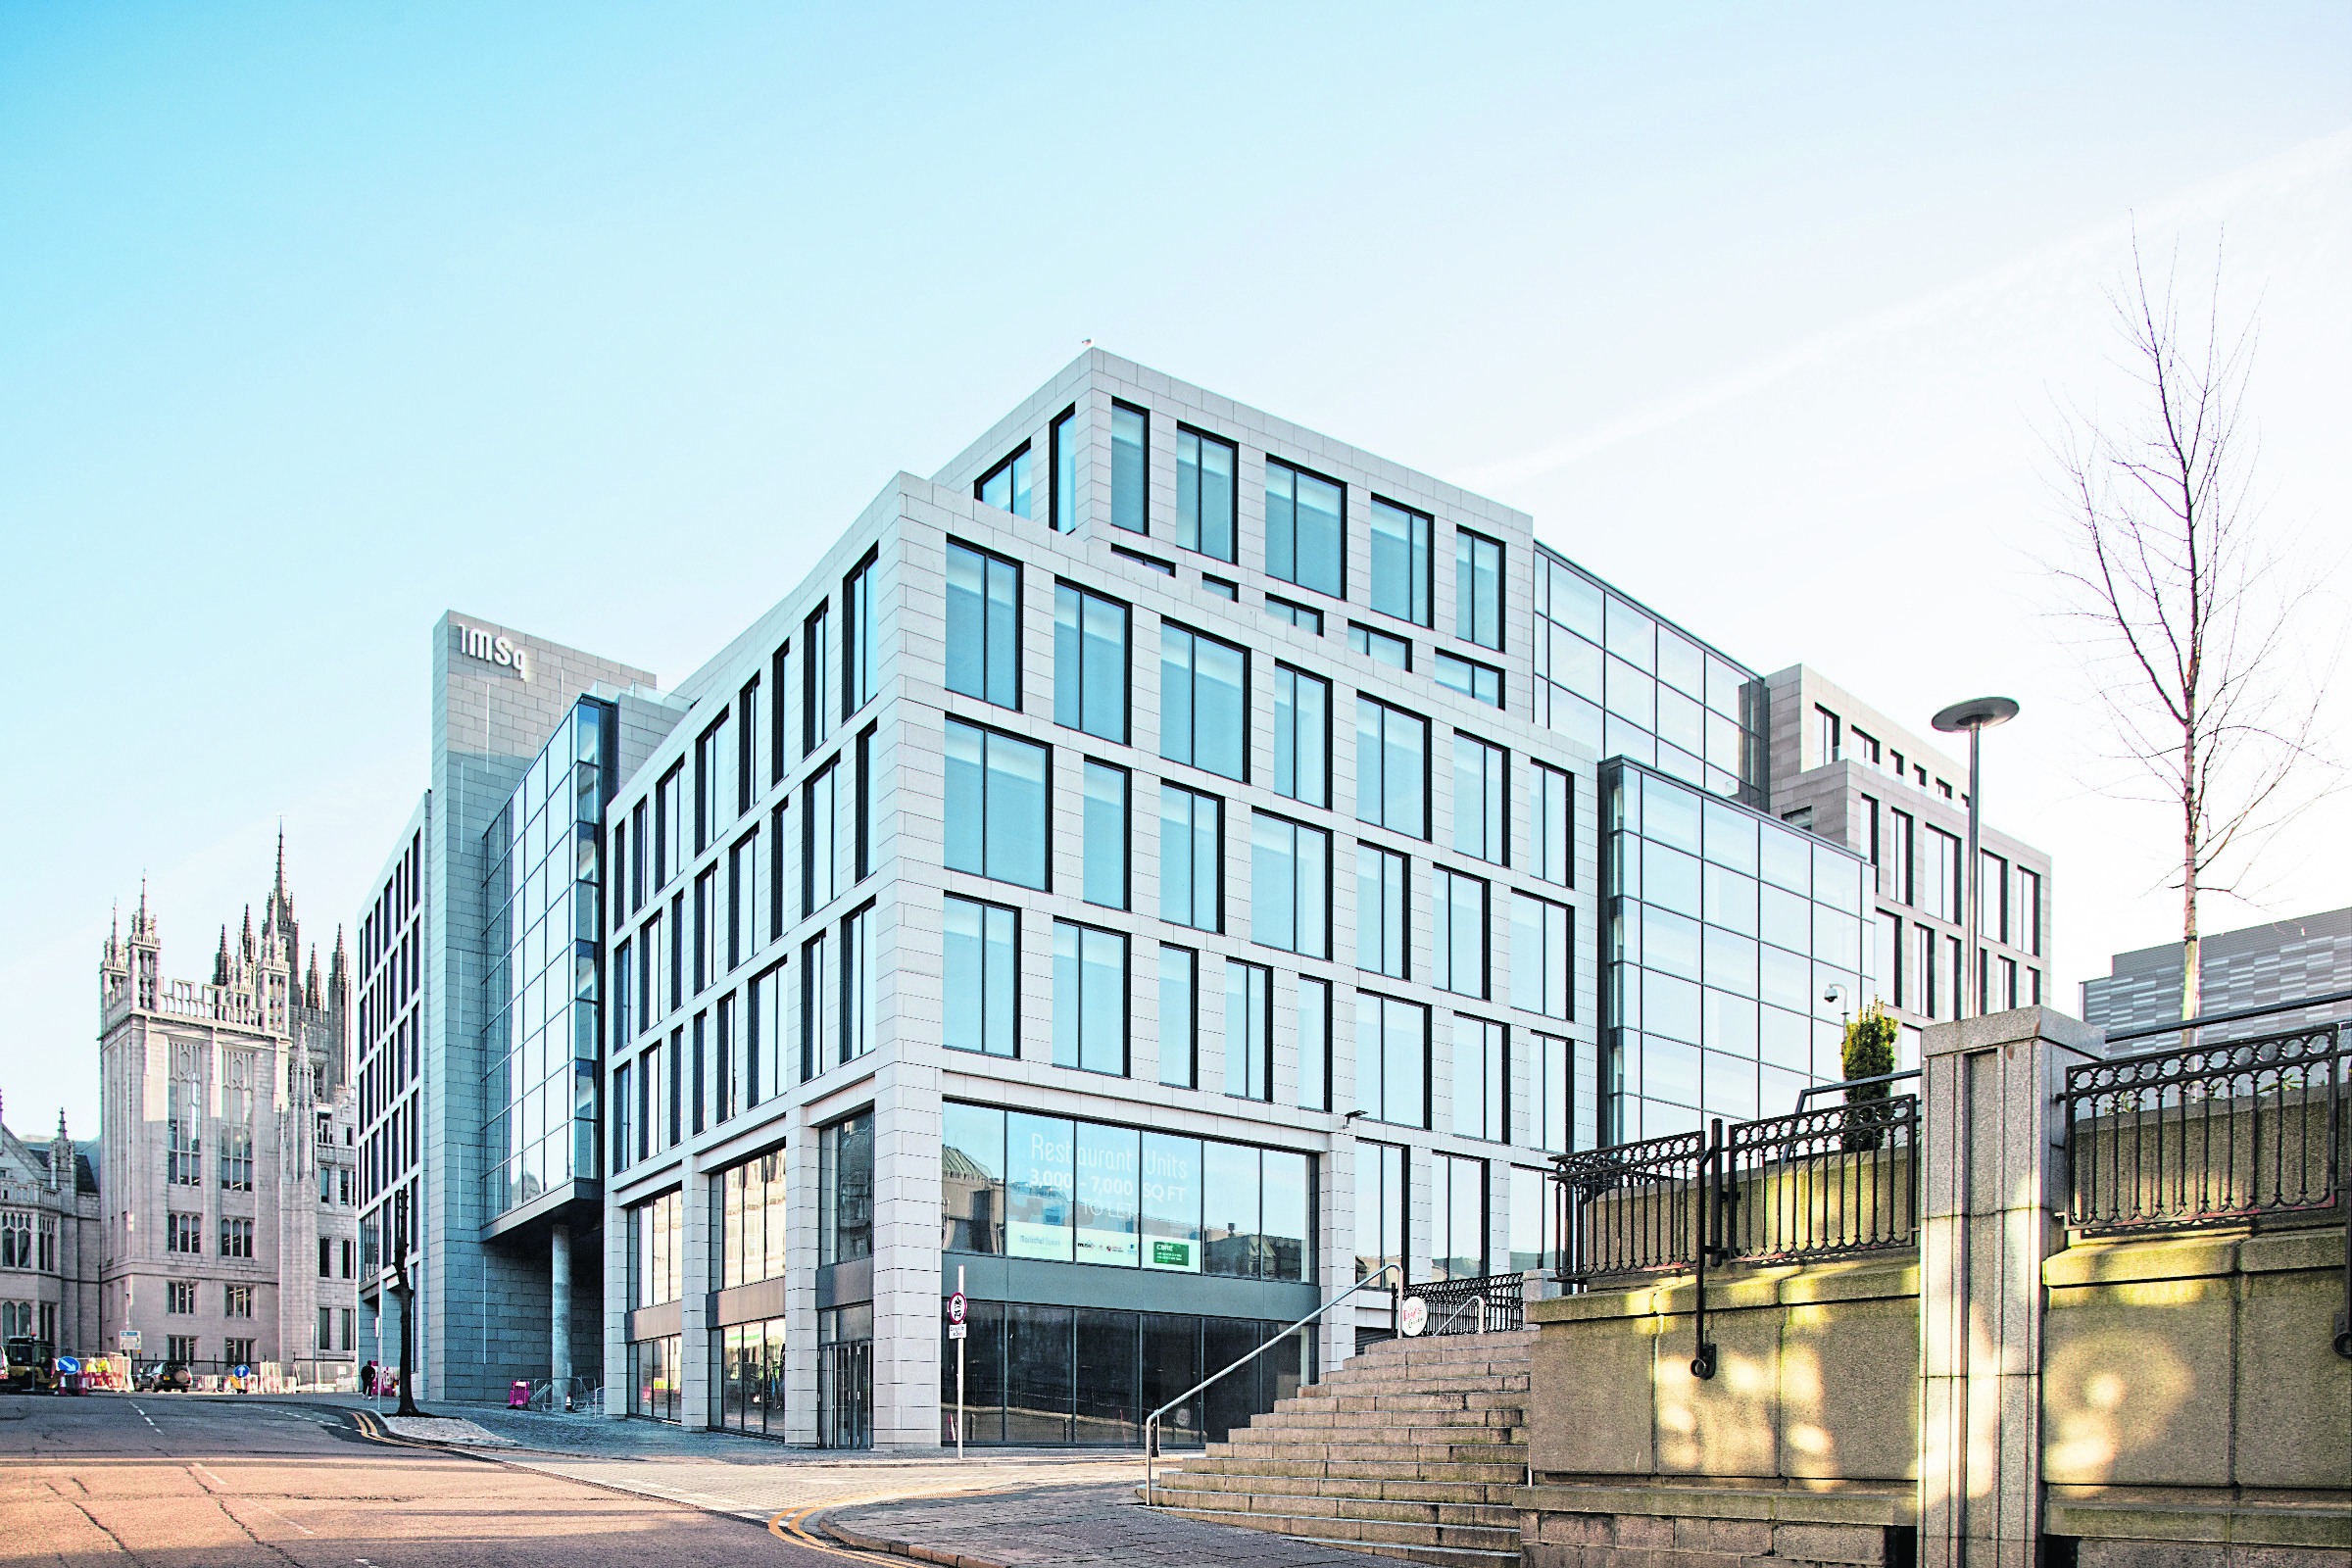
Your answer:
(947, 1292), (967, 1325)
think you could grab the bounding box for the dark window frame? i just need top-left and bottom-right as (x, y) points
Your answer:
(1048, 404), (1078, 534)
(1368, 494), (1434, 629)
(1173, 421), (1240, 564)
(1263, 454), (1349, 602)
(975, 440), (1034, 517)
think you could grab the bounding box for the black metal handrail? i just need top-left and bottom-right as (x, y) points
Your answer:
(1551, 1095), (1923, 1379)
(1414, 1271), (1528, 1335)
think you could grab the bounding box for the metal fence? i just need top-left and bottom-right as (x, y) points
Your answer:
(1550, 1098), (1921, 1286)
(2064, 1020), (2347, 1233)
(1416, 1272), (1528, 1335)
(1549, 1095), (1921, 1381)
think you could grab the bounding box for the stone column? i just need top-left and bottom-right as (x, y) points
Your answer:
(1918, 1006), (2101, 1568)
(550, 1221), (571, 1403)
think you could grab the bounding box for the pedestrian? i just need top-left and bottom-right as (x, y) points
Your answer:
(361, 1360), (377, 1396)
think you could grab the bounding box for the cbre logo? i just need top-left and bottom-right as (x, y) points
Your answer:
(458, 624), (527, 678)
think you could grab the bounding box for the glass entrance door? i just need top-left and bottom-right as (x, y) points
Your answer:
(819, 1338), (872, 1448)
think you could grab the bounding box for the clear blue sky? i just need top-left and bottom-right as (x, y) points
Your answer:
(5, 4), (2347, 1131)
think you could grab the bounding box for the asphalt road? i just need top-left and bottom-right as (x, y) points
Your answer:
(0, 1393), (859, 1566)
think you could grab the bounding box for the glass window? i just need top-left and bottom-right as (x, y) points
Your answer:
(1435, 651), (1502, 710)
(1054, 584), (1128, 744)
(1534, 1032), (1572, 1152)
(1202, 574), (1238, 601)
(1354, 992), (1428, 1129)
(1082, 761), (1129, 910)
(695, 714), (729, 853)
(1604, 595), (1653, 670)
(804, 760), (840, 914)
(942, 1103), (1005, 1253)
(1110, 403), (1147, 534)
(1174, 427), (1237, 562)
(1452, 734), (1506, 865)
(1533, 762), (1572, 887)
(1264, 458), (1345, 599)
(845, 554), (877, 714)
(656, 765), (682, 887)
(1435, 868), (1490, 999)
(1452, 1014), (1504, 1141)
(977, 444), (1032, 518)
(1455, 529), (1503, 651)
(1272, 664), (1330, 808)
(1159, 784), (1224, 933)
(1368, 498), (1431, 627)
(804, 604), (832, 755)
(1265, 595), (1323, 635)
(1250, 811), (1329, 958)
(1354, 1140), (1405, 1282)
(1356, 843), (1407, 979)
(1158, 946), (1197, 1089)
(1224, 959), (1272, 1102)
(1262, 1150), (1310, 1283)
(818, 1110), (874, 1266)
(944, 897), (1018, 1058)
(1356, 697), (1429, 839)
(1005, 1112), (1074, 1261)
(944, 719), (1049, 891)
(1074, 1121), (1140, 1267)
(1512, 893), (1572, 1020)
(1433, 1154), (1488, 1282)
(1509, 1164), (1557, 1273)
(843, 905), (875, 1062)
(1114, 544), (1173, 575)
(1160, 623), (1249, 782)
(1349, 621), (1411, 669)
(1050, 407), (1077, 533)
(1054, 921), (1128, 1076)
(946, 541), (1021, 710)
(1297, 976), (1331, 1113)
(1201, 1142), (1262, 1278)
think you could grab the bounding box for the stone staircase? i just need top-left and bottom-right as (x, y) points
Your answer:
(1144, 1328), (1534, 1567)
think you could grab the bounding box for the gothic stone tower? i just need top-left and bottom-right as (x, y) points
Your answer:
(98, 840), (362, 1379)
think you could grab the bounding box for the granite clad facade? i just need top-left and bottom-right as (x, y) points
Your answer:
(355, 613), (667, 1403)
(96, 853), (359, 1376)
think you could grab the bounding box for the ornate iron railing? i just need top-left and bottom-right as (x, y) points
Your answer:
(1415, 1271), (1528, 1335)
(2063, 1021), (2345, 1231)
(1550, 1094), (1922, 1379)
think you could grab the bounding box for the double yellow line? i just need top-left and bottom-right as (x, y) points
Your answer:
(768, 1482), (1019, 1563)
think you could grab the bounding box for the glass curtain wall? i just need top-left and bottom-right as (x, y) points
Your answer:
(1533, 546), (1765, 807)
(480, 697), (616, 1220)
(1601, 760), (1872, 1143)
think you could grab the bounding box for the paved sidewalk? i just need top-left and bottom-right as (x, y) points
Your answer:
(826, 1481), (1396, 1566)
(283, 1394), (1153, 1529)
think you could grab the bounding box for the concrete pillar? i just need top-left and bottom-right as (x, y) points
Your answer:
(550, 1221), (571, 1402)
(1918, 1006), (2101, 1568)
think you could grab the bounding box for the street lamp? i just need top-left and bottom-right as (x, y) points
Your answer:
(1932, 696), (2020, 1020)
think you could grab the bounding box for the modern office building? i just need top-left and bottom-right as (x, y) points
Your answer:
(0, 1101), (101, 1356)
(96, 853), (360, 1379)
(354, 613), (673, 1402)
(588, 349), (1912, 1451)
(1763, 665), (2054, 1069)
(2082, 905), (2352, 1037)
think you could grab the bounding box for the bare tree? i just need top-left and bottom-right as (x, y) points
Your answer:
(2050, 235), (2331, 1023)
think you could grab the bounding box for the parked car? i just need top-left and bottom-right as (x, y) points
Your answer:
(137, 1361), (194, 1393)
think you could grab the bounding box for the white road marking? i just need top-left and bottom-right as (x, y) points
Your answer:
(129, 1403), (160, 1431)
